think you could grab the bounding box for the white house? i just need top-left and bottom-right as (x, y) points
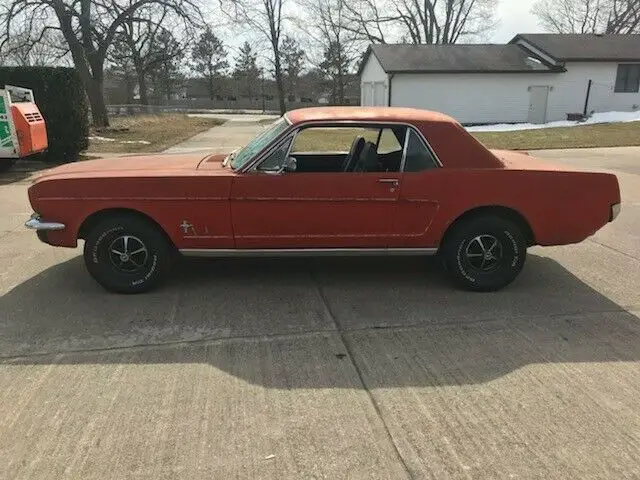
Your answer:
(359, 34), (640, 124)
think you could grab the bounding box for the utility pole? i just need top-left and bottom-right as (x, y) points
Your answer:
(261, 70), (265, 113)
(583, 79), (593, 117)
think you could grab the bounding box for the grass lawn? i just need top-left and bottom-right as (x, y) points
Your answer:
(471, 121), (640, 150)
(86, 114), (225, 154)
(274, 121), (640, 154)
(291, 126), (405, 153)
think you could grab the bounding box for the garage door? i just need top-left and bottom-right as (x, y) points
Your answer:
(373, 82), (386, 106)
(361, 82), (373, 106)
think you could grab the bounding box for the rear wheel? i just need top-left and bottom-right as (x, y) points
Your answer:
(441, 215), (527, 292)
(83, 215), (172, 293)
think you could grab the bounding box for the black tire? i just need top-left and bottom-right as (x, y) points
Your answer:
(0, 159), (17, 173)
(83, 215), (172, 294)
(441, 215), (527, 292)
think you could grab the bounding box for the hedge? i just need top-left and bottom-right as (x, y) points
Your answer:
(0, 66), (89, 161)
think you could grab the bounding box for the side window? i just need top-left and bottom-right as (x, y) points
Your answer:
(257, 136), (293, 172)
(403, 129), (438, 172)
(290, 127), (379, 154)
(285, 125), (405, 173)
(377, 128), (403, 154)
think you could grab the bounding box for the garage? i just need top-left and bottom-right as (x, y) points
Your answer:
(359, 34), (640, 125)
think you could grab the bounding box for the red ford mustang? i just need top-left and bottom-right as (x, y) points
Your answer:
(25, 107), (621, 293)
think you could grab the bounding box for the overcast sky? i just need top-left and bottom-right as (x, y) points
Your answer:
(215, 0), (547, 65)
(492, 0), (543, 42)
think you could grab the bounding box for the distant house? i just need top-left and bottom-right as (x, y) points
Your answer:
(359, 34), (640, 124)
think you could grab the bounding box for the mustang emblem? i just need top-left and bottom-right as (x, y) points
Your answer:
(180, 220), (196, 235)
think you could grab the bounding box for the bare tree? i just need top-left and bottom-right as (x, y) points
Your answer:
(534, 0), (608, 33)
(604, 0), (640, 32)
(1, 0), (203, 127)
(220, 0), (287, 114)
(338, 0), (497, 44)
(533, 0), (640, 34)
(109, 21), (185, 106)
(111, 5), (181, 106)
(0, 27), (69, 66)
(301, 0), (361, 103)
(108, 35), (138, 104)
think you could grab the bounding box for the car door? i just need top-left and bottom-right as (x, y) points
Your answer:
(389, 127), (443, 247)
(229, 124), (402, 249)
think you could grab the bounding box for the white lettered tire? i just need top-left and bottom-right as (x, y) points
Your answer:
(442, 215), (527, 292)
(83, 215), (172, 293)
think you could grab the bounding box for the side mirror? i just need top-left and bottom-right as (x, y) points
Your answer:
(283, 156), (297, 173)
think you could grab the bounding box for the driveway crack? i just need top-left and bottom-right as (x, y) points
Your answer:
(1, 307), (638, 362)
(587, 238), (639, 261)
(310, 269), (414, 480)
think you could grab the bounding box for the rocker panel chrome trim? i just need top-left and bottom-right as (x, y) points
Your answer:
(180, 247), (438, 257)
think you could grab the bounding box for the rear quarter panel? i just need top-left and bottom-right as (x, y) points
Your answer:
(412, 168), (620, 248)
(29, 172), (234, 249)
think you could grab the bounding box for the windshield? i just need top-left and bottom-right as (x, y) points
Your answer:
(230, 117), (291, 170)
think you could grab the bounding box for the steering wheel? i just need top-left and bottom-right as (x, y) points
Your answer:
(342, 136), (365, 172)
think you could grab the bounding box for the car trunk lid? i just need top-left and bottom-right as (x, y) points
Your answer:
(490, 149), (575, 171)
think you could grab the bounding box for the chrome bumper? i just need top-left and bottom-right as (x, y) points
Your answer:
(25, 213), (65, 231)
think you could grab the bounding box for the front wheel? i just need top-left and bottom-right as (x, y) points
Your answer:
(83, 215), (172, 293)
(441, 215), (527, 292)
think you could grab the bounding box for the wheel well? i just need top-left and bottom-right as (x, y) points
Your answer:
(78, 208), (176, 249)
(440, 206), (535, 249)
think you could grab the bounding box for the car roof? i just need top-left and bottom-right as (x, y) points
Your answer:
(285, 106), (458, 126)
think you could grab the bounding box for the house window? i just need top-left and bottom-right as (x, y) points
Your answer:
(614, 64), (640, 93)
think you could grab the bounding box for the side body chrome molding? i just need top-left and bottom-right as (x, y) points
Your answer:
(180, 247), (438, 258)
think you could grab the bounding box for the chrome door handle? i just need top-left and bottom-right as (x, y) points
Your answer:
(378, 178), (399, 185)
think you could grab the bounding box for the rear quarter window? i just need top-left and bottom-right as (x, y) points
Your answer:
(404, 129), (439, 172)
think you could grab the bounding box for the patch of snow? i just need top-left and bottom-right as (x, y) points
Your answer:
(88, 136), (151, 145)
(466, 110), (640, 132)
(88, 135), (116, 142)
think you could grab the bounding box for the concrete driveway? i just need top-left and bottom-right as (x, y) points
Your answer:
(0, 143), (639, 479)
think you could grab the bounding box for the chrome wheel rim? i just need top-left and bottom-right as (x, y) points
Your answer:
(465, 234), (503, 272)
(108, 235), (149, 273)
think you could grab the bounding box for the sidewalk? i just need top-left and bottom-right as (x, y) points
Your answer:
(163, 118), (271, 154)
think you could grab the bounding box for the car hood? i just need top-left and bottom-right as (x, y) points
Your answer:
(32, 152), (228, 181)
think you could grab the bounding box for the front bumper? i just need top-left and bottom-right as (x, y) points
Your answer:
(24, 213), (65, 231)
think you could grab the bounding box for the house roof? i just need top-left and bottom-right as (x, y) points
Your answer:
(361, 44), (560, 75)
(511, 34), (640, 62)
